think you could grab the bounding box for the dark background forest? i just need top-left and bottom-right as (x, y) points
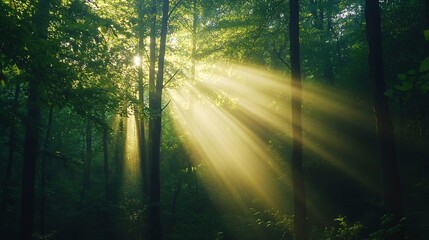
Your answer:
(1, 0), (428, 239)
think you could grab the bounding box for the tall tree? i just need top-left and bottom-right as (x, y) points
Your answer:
(2, 83), (20, 211)
(82, 118), (93, 195)
(19, 0), (51, 239)
(136, 0), (149, 194)
(147, 0), (169, 239)
(147, 0), (159, 237)
(102, 122), (111, 200)
(365, 0), (403, 239)
(40, 105), (54, 236)
(289, 0), (306, 240)
(425, 0), (429, 27)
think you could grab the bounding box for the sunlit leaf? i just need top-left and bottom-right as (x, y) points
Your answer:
(424, 29), (429, 41)
(419, 57), (429, 73)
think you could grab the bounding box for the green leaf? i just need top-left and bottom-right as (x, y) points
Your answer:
(420, 80), (429, 92)
(407, 69), (417, 75)
(0, 79), (5, 87)
(424, 29), (429, 41)
(385, 89), (394, 97)
(419, 57), (429, 73)
(397, 74), (407, 81)
(395, 81), (413, 92)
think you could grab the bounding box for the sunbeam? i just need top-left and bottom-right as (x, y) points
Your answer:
(166, 62), (377, 235)
(123, 109), (142, 188)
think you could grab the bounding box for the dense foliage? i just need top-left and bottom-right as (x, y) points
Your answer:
(0, 0), (428, 239)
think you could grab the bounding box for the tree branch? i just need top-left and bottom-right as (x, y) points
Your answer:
(161, 100), (171, 113)
(168, 0), (184, 20)
(163, 69), (180, 88)
(273, 44), (291, 70)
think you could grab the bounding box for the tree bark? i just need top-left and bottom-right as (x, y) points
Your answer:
(365, 1), (403, 239)
(83, 118), (93, 195)
(146, 0), (159, 238)
(40, 105), (53, 237)
(425, 0), (429, 27)
(19, 0), (50, 239)
(6, 83), (20, 180)
(147, 0), (169, 239)
(289, 0), (307, 239)
(191, 0), (198, 82)
(114, 118), (125, 181)
(20, 78), (42, 240)
(136, 0), (149, 195)
(2, 83), (20, 211)
(103, 124), (111, 200)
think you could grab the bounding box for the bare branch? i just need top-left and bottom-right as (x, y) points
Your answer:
(163, 69), (180, 88)
(273, 44), (291, 70)
(168, 0), (184, 20)
(161, 100), (171, 112)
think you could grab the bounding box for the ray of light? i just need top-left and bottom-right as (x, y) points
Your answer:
(123, 109), (142, 187)
(166, 62), (378, 233)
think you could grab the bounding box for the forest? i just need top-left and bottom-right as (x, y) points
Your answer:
(0, 0), (428, 239)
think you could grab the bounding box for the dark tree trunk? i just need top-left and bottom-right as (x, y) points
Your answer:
(19, 78), (41, 240)
(136, 0), (149, 195)
(2, 83), (20, 211)
(146, 0), (159, 238)
(83, 119), (93, 195)
(114, 118), (125, 181)
(40, 105), (53, 236)
(19, 0), (50, 239)
(6, 83), (20, 180)
(191, 0), (198, 82)
(289, 0), (306, 240)
(365, 1), (403, 239)
(324, 0), (335, 85)
(425, 0), (429, 27)
(103, 124), (111, 200)
(147, 0), (169, 239)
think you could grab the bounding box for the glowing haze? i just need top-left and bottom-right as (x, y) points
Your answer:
(166, 63), (375, 224)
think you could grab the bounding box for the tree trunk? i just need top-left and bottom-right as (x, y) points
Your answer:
(147, 0), (169, 239)
(19, 0), (50, 239)
(191, 0), (198, 82)
(6, 83), (20, 180)
(425, 0), (429, 26)
(40, 105), (53, 237)
(147, 0), (159, 239)
(103, 124), (111, 200)
(324, 0), (335, 85)
(2, 83), (20, 211)
(289, 0), (306, 240)
(114, 118), (125, 181)
(83, 118), (93, 195)
(365, 1), (403, 239)
(136, 0), (149, 195)
(20, 78), (42, 240)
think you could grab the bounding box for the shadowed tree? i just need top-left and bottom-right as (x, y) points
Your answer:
(19, 0), (51, 239)
(289, 0), (307, 240)
(136, 0), (149, 195)
(82, 118), (93, 195)
(147, 0), (169, 239)
(365, 0), (403, 239)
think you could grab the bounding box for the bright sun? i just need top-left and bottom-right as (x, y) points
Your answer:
(133, 55), (141, 67)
